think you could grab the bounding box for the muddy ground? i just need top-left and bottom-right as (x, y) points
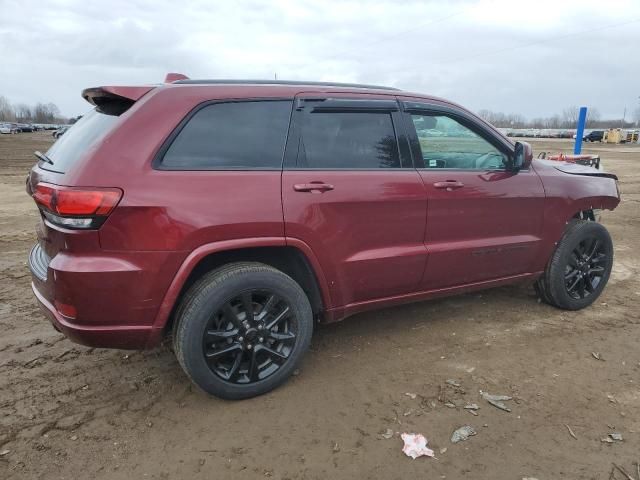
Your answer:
(0, 132), (638, 480)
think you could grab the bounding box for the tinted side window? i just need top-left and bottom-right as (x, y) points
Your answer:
(411, 114), (506, 170)
(297, 112), (400, 169)
(161, 101), (292, 169)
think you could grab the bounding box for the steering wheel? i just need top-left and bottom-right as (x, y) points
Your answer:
(475, 152), (504, 170)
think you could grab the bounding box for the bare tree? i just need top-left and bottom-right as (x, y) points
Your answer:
(458, 105), (631, 130)
(562, 106), (580, 127)
(507, 113), (525, 128)
(32, 102), (62, 123)
(0, 97), (66, 123)
(586, 108), (601, 127)
(477, 109), (491, 122)
(33, 102), (48, 123)
(477, 110), (526, 128)
(46, 103), (60, 121)
(0, 95), (15, 121)
(543, 114), (561, 129)
(14, 103), (32, 122)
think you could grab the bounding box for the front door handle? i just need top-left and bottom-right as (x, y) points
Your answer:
(433, 180), (464, 190)
(293, 182), (334, 193)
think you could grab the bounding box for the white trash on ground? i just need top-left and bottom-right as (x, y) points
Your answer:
(400, 433), (435, 459)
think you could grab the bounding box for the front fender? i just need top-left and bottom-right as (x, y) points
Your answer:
(531, 159), (620, 272)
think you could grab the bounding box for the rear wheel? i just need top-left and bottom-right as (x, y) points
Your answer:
(536, 220), (613, 310)
(173, 262), (313, 399)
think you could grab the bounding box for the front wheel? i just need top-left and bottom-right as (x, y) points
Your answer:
(536, 220), (613, 310)
(173, 262), (313, 399)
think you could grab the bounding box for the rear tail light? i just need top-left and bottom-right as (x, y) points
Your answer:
(33, 183), (122, 229)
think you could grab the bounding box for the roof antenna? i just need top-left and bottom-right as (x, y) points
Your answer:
(274, 72), (278, 80)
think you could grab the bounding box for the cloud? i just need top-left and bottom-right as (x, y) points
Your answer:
(0, 0), (638, 118)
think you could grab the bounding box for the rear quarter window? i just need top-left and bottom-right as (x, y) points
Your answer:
(158, 100), (293, 170)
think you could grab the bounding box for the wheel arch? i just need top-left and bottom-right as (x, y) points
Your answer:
(533, 192), (619, 275)
(149, 238), (330, 344)
(565, 193), (619, 224)
(572, 208), (597, 221)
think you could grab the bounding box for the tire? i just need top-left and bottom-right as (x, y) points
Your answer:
(533, 275), (553, 305)
(173, 262), (313, 400)
(537, 220), (613, 310)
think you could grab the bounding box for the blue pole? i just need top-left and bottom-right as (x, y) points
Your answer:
(574, 106), (588, 154)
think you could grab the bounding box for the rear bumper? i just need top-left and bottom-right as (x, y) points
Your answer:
(31, 282), (156, 349)
(28, 243), (180, 350)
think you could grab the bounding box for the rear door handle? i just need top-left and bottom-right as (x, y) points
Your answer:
(433, 180), (464, 190)
(293, 182), (334, 193)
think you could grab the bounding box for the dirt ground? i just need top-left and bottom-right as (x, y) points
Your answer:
(0, 132), (638, 480)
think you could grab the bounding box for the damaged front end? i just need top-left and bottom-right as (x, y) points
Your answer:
(537, 151), (604, 170)
(548, 160), (618, 181)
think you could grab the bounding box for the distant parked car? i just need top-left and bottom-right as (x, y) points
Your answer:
(17, 124), (35, 132)
(0, 123), (19, 134)
(584, 130), (604, 142)
(52, 126), (70, 138)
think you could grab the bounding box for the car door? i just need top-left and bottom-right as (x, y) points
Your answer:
(281, 93), (428, 308)
(400, 100), (546, 290)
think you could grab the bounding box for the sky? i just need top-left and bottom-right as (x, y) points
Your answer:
(1, 0), (639, 120)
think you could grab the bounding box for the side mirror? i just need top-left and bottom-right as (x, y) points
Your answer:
(511, 141), (533, 172)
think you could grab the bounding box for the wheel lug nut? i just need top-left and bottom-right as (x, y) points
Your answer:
(258, 325), (263, 330)
(238, 336), (244, 342)
(247, 344), (253, 350)
(259, 337), (264, 343)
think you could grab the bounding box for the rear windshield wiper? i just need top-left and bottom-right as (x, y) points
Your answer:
(34, 151), (54, 165)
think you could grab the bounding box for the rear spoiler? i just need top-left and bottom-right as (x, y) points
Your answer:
(81, 86), (155, 115)
(81, 73), (189, 114)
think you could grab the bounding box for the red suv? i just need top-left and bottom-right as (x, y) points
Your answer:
(27, 75), (620, 399)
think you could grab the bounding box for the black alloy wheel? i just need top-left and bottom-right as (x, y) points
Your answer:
(174, 262), (313, 399)
(536, 220), (613, 310)
(202, 290), (297, 384)
(564, 237), (607, 299)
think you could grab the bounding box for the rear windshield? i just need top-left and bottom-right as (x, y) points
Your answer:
(42, 109), (118, 173)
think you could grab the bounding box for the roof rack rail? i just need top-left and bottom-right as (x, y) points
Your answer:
(171, 79), (399, 91)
